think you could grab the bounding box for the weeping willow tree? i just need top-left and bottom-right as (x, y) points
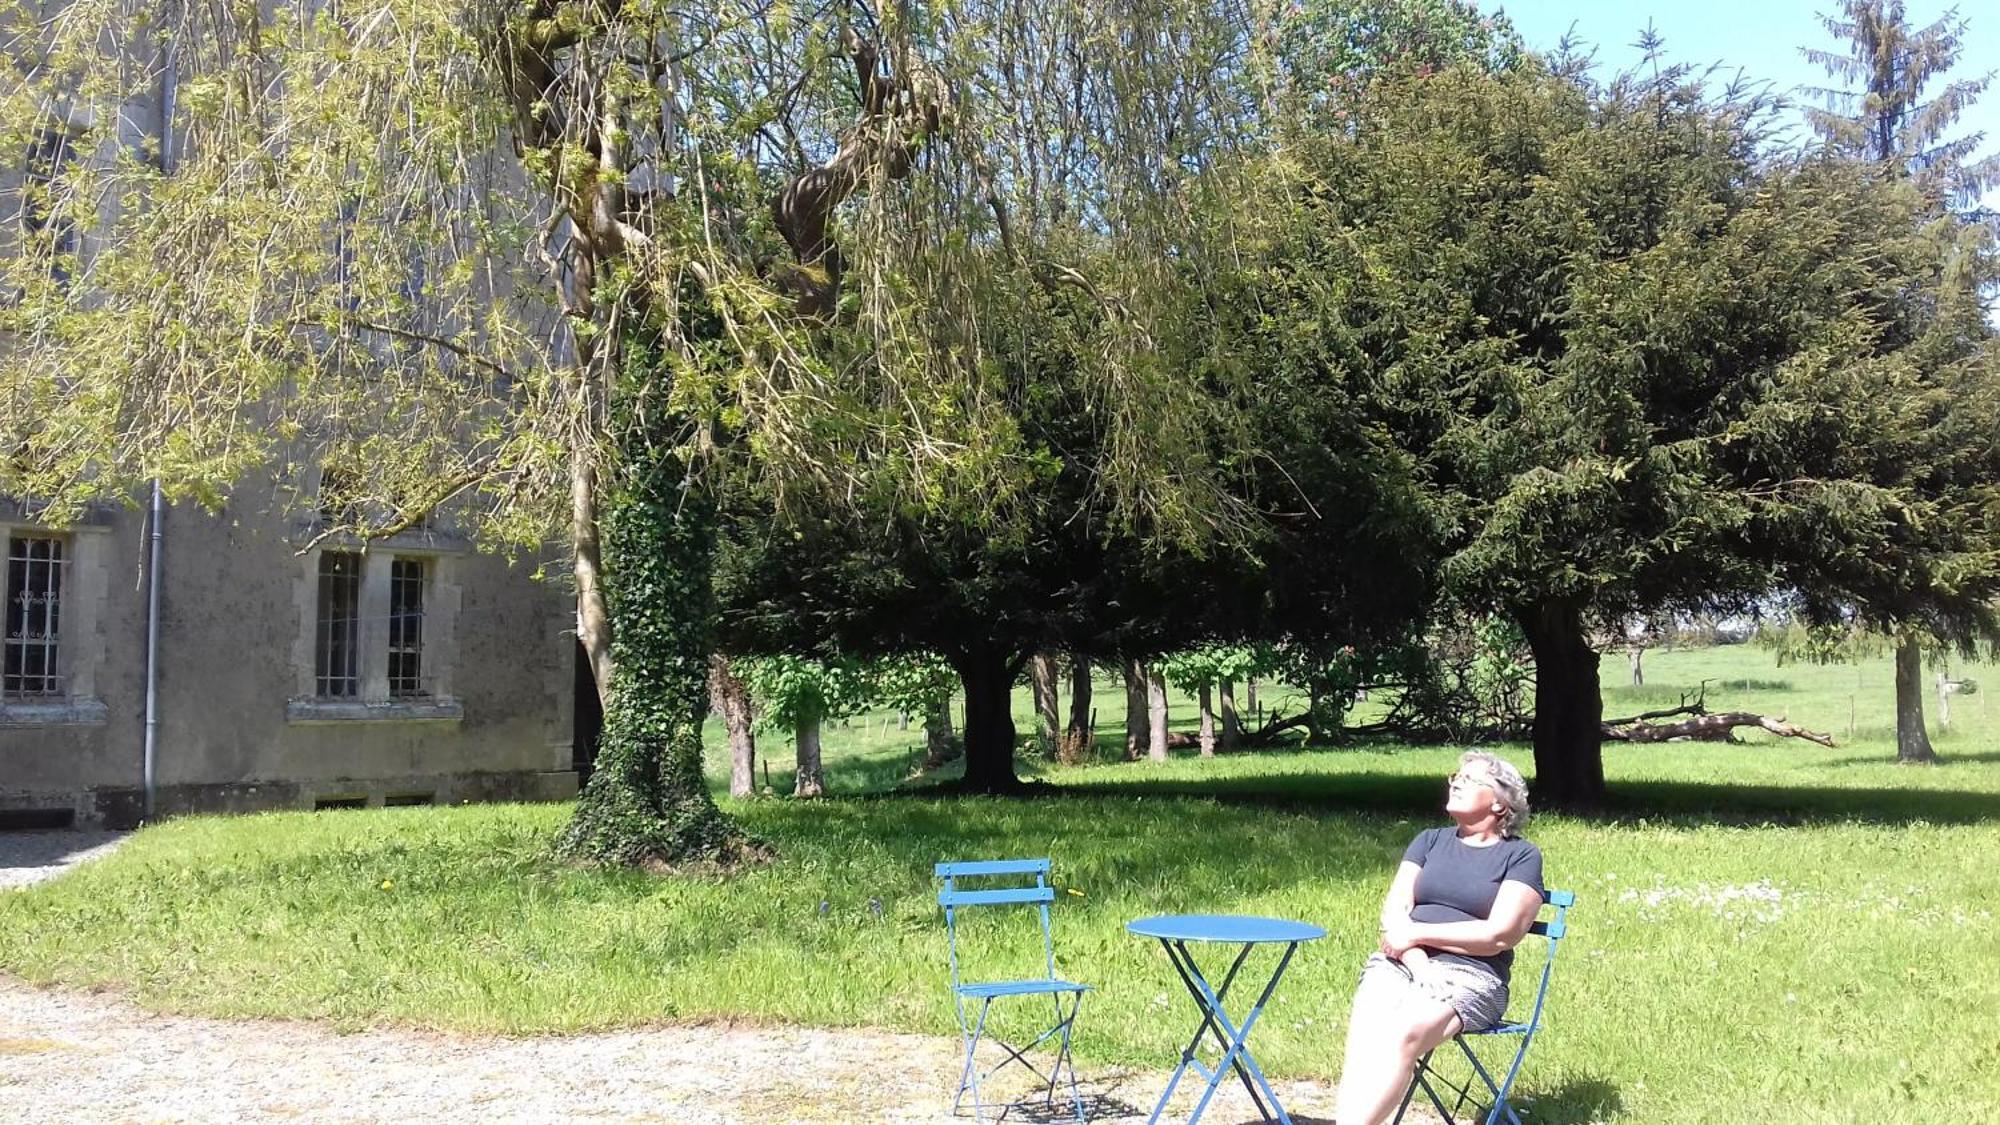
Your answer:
(0, 0), (1276, 863)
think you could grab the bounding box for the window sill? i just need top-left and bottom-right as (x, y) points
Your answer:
(0, 697), (110, 727)
(285, 698), (464, 724)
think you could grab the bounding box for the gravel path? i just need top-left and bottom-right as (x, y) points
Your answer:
(0, 830), (131, 891)
(0, 979), (1356, 1123)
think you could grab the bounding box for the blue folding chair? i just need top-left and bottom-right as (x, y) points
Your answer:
(937, 858), (1089, 1123)
(1393, 889), (1577, 1125)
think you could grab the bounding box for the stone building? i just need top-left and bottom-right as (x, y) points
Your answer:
(0, 489), (579, 829)
(2, 30), (586, 828)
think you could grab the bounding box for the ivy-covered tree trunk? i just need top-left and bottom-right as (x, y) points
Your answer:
(556, 450), (752, 866)
(952, 646), (1024, 792)
(1516, 600), (1607, 809)
(794, 706), (827, 797)
(1219, 679), (1240, 750)
(1123, 658), (1148, 760)
(1894, 634), (1937, 763)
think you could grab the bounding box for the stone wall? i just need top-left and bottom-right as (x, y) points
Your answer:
(1, 496), (575, 829)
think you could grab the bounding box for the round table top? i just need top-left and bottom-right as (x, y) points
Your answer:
(1127, 913), (1327, 944)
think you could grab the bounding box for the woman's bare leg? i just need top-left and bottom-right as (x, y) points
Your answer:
(1334, 991), (1463, 1125)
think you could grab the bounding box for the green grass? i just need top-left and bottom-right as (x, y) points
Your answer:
(5, 645), (2000, 1122)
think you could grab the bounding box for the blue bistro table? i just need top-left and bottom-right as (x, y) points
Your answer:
(1127, 914), (1327, 1124)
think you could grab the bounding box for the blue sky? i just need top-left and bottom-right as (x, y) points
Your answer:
(1496, 1), (2000, 205)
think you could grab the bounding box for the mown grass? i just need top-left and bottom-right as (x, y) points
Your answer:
(4, 646), (1999, 1122)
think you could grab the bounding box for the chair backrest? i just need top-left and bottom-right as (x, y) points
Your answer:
(1511, 889), (1576, 1035)
(936, 858), (1059, 988)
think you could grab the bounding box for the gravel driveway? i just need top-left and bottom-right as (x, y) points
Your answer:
(0, 979), (1355, 1123)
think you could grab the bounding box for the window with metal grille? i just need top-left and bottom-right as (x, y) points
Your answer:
(3, 535), (64, 698)
(388, 557), (426, 697)
(314, 551), (361, 698)
(24, 126), (78, 286)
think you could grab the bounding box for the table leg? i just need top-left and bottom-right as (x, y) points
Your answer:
(1147, 939), (1299, 1125)
(1163, 941), (1268, 1118)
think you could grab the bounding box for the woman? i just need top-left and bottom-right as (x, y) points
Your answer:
(1332, 751), (1545, 1125)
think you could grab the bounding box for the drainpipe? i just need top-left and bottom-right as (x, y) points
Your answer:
(143, 41), (177, 823)
(143, 481), (161, 822)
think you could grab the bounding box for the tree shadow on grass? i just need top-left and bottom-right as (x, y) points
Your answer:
(894, 765), (2000, 827)
(1816, 748), (2000, 768)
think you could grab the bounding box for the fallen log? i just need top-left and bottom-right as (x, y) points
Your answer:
(1236, 710), (1312, 748)
(1604, 712), (1835, 747)
(1160, 710), (1314, 751)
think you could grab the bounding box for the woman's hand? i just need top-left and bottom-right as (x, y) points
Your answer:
(1379, 918), (1423, 959)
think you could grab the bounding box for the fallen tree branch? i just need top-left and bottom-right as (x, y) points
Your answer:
(1602, 700), (1704, 726)
(1602, 681), (1711, 727)
(1604, 712), (1835, 747)
(1231, 709), (1313, 748)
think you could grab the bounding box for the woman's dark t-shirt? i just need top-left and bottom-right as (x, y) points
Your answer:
(1402, 826), (1545, 978)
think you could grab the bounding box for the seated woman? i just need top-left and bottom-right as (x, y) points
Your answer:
(1333, 751), (1545, 1125)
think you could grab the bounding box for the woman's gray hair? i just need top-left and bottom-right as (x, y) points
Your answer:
(1460, 750), (1530, 836)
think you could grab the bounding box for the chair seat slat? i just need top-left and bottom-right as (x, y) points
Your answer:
(940, 885), (1055, 907)
(954, 979), (1089, 999)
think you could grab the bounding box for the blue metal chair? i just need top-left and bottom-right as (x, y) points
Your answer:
(1393, 889), (1577, 1125)
(937, 858), (1089, 1123)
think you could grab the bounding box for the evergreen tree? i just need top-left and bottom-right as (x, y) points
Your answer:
(1802, 0), (2000, 762)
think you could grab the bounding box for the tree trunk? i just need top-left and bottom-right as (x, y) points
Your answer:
(1124, 658), (1148, 760)
(1198, 684), (1216, 757)
(555, 440), (753, 866)
(1246, 677), (1258, 716)
(1147, 665), (1170, 762)
(1515, 600), (1606, 809)
(1895, 635), (1936, 763)
(923, 693), (960, 767)
(1219, 679), (1240, 750)
(1063, 655), (1093, 757)
(1629, 647), (1644, 687)
(572, 448), (615, 708)
(710, 654), (756, 799)
(794, 708), (826, 798)
(954, 647), (1024, 792)
(1029, 651), (1061, 757)
(1305, 684), (1329, 744)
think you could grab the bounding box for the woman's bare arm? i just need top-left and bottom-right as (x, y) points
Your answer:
(1383, 880), (1541, 957)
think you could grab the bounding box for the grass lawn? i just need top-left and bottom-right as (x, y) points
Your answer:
(4, 646), (1999, 1122)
